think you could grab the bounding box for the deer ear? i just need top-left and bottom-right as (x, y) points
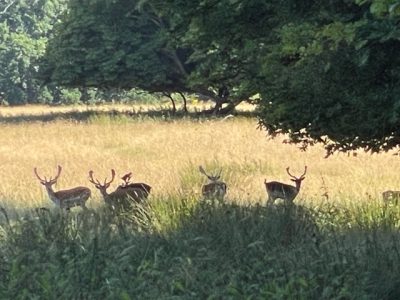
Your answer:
(290, 179), (296, 182)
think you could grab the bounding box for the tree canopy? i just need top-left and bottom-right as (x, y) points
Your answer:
(0, 0), (67, 104)
(257, 0), (400, 154)
(41, 0), (268, 112)
(40, 0), (400, 154)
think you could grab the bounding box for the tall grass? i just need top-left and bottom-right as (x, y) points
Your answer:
(1, 200), (400, 299)
(1, 105), (400, 298)
(1, 104), (400, 209)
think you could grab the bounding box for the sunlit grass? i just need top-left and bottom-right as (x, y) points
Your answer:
(0, 103), (399, 209)
(2, 104), (400, 299)
(0, 101), (255, 117)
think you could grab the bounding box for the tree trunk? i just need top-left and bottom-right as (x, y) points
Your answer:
(79, 87), (90, 103)
(178, 91), (188, 113)
(164, 92), (176, 113)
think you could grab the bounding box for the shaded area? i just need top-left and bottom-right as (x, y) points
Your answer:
(1, 200), (400, 298)
(0, 107), (256, 124)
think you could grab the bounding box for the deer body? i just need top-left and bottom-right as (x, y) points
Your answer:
(100, 184), (151, 206)
(202, 182), (227, 200)
(199, 166), (227, 202)
(265, 166), (307, 206)
(34, 166), (91, 210)
(89, 170), (151, 211)
(117, 183), (151, 201)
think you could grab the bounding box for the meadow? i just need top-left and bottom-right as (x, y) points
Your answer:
(1, 104), (400, 299)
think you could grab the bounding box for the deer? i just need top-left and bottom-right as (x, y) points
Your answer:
(88, 169), (151, 211)
(199, 166), (227, 202)
(382, 190), (400, 205)
(34, 165), (91, 210)
(264, 166), (307, 206)
(118, 171), (152, 199)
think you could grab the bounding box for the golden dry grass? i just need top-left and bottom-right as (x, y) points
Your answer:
(0, 104), (399, 209)
(0, 101), (255, 118)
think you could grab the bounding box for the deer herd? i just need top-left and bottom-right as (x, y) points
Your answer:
(34, 164), (399, 211)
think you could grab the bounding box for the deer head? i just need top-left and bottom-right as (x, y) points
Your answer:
(199, 165), (222, 182)
(34, 165), (62, 188)
(88, 169), (115, 197)
(286, 166), (307, 190)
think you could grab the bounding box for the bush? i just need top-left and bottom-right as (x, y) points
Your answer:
(0, 200), (400, 299)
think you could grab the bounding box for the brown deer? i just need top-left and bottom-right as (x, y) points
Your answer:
(382, 190), (400, 204)
(199, 166), (227, 202)
(119, 171), (151, 200)
(264, 166), (307, 206)
(88, 169), (151, 210)
(34, 165), (91, 210)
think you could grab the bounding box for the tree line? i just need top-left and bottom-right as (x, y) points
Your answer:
(0, 0), (157, 105)
(1, 0), (400, 154)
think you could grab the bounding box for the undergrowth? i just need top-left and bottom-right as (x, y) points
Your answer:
(0, 200), (400, 299)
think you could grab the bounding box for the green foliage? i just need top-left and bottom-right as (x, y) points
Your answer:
(42, 0), (269, 112)
(0, 0), (68, 105)
(3, 0), (400, 150)
(42, 0), (185, 90)
(257, 0), (400, 154)
(0, 0), (156, 106)
(1, 200), (400, 298)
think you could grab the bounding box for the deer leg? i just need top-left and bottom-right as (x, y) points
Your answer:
(266, 195), (275, 206)
(81, 202), (88, 210)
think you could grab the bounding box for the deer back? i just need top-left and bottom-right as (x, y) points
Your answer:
(265, 181), (299, 202)
(103, 184), (151, 210)
(202, 181), (227, 200)
(116, 183), (151, 202)
(54, 186), (91, 209)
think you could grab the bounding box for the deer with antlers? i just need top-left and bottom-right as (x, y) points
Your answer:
(88, 169), (151, 211)
(264, 166), (307, 206)
(199, 166), (227, 202)
(382, 190), (400, 205)
(34, 165), (91, 210)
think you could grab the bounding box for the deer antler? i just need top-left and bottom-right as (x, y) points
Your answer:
(34, 167), (45, 183)
(88, 170), (102, 186)
(34, 165), (62, 184)
(199, 165), (222, 181)
(89, 169), (115, 188)
(51, 165), (62, 183)
(199, 166), (208, 177)
(286, 166), (307, 179)
(300, 166), (307, 178)
(104, 169), (115, 187)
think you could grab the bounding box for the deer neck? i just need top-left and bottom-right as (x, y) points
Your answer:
(45, 185), (60, 206)
(294, 180), (302, 191)
(99, 188), (110, 198)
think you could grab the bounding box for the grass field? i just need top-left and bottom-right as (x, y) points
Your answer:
(1, 104), (400, 299)
(1, 103), (399, 208)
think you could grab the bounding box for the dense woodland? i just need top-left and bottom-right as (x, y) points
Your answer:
(1, 0), (400, 153)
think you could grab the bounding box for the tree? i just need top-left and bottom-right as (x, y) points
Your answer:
(0, 0), (68, 105)
(257, 0), (400, 155)
(42, 0), (271, 113)
(42, 0), (400, 154)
